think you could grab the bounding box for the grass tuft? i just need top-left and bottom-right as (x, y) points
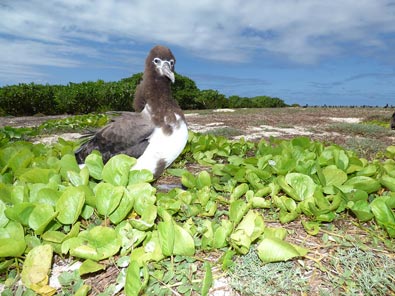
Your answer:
(229, 249), (310, 295)
(326, 247), (395, 295)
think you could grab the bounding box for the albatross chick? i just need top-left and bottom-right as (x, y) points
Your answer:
(75, 45), (188, 178)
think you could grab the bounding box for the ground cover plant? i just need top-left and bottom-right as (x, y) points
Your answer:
(0, 110), (395, 295)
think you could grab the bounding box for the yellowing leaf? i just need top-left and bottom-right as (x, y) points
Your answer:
(21, 244), (55, 295)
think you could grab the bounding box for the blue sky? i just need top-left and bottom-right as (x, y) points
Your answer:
(1, 0), (395, 106)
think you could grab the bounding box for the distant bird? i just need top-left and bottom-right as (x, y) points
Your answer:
(75, 45), (188, 178)
(391, 112), (395, 130)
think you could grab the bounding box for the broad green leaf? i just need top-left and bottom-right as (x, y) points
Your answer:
(56, 187), (85, 224)
(284, 173), (316, 201)
(64, 226), (121, 260)
(5, 202), (36, 226)
(201, 261), (213, 296)
(229, 200), (250, 225)
(322, 165), (347, 187)
(125, 261), (143, 296)
(370, 198), (395, 238)
(130, 204), (157, 231)
(19, 168), (55, 184)
(196, 171), (211, 189)
(21, 244), (55, 295)
(102, 154), (136, 186)
(344, 176), (381, 194)
(0, 221), (26, 257)
(257, 237), (308, 263)
(94, 183), (124, 217)
(85, 153), (103, 180)
(380, 174), (395, 192)
(173, 223), (195, 256)
(230, 183), (249, 200)
(109, 187), (136, 224)
(129, 232), (164, 265)
(28, 204), (57, 235)
(158, 220), (175, 256)
(230, 210), (265, 254)
(347, 200), (374, 222)
(212, 220), (233, 249)
(128, 169), (154, 185)
(181, 171), (196, 188)
(60, 154), (80, 180)
(79, 259), (105, 276)
(8, 148), (34, 172)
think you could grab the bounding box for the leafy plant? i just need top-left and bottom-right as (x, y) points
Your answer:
(1, 130), (395, 295)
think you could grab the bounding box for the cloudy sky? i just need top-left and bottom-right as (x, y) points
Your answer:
(1, 0), (395, 106)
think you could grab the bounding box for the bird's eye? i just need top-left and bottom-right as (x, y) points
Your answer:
(153, 58), (161, 64)
(169, 59), (175, 67)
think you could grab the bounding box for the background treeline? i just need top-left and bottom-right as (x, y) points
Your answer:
(0, 73), (287, 116)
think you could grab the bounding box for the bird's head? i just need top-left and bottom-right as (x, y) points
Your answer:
(147, 45), (176, 83)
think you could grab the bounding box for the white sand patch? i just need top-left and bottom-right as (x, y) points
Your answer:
(188, 122), (226, 133)
(234, 125), (313, 140)
(33, 133), (82, 145)
(213, 109), (235, 113)
(328, 117), (361, 123)
(49, 260), (82, 289)
(185, 113), (200, 117)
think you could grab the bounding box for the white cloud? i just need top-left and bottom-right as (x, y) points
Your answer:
(1, 0), (395, 83)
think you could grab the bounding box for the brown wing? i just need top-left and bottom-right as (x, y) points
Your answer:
(75, 112), (154, 163)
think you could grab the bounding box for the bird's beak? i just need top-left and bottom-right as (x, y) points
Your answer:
(160, 62), (175, 83)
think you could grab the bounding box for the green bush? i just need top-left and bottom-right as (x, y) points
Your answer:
(0, 74), (287, 115)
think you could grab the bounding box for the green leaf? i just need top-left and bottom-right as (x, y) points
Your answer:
(79, 259), (105, 276)
(196, 171), (211, 189)
(347, 200), (374, 222)
(85, 153), (103, 180)
(257, 237), (308, 263)
(109, 187), (136, 224)
(125, 261), (143, 296)
(19, 168), (55, 184)
(344, 176), (381, 194)
(28, 204), (57, 235)
(229, 200), (250, 225)
(201, 261), (213, 296)
(380, 174), (395, 192)
(370, 197), (395, 238)
(56, 186), (85, 224)
(0, 221), (26, 257)
(284, 173), (316, 201)
(173, 223), (195, 256)
(60, 154), (80, 180)
(322, 165), (347, 187)
(5, 202), (36, 226)
(230, 183), (249, 200)
(102, 154), (136, 186)
(128, 169), (154, 185)
(230, 210), (265, 254)
(64, 226), (121, 260)
(94, 183), (124, 217)
(181, 171), (196, 188)
(158, 220), (175, 257)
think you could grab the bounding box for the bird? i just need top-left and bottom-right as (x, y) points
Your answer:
(75, 45), (188, 179)
(391, 111), (395, 130)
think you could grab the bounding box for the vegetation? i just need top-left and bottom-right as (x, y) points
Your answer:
(0, 74), (287, 116)
(0, 113), (395, 295)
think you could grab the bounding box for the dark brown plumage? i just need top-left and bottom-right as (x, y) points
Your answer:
(391, 112), (395, 130)
(75, 45), (188, 178)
